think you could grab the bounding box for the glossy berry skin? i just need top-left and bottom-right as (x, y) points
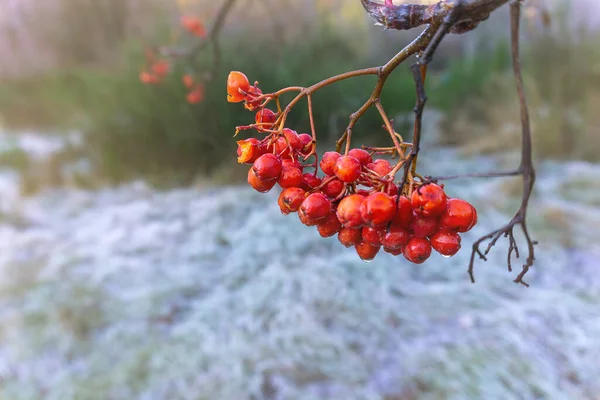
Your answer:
(320, 151), (342, 176)
(317, 212), (343, 238)
(410, 214), (439, 238)
(282, 129), (303, 152)
(430, 230), (462, 257)
(300, 174), (322, 191)
(367, 159), (392, 176)
(334, 156), (362, 183)
(362, 226), (382, 247)
(278, 166), (303, 188)
(248, 169), (277, 193)
(384, 246), (403, 256)
(297, 134), (314, 156)
(403, 237), (432, 264)
(379, 226), (410, 250)
(282, 158), (303, 170)
(355, 242), (380, 261)
(255, 109), (277, 127)
(237, 138), (262, 164)
(391, 196), (413, 228)
(348, 149), (372, 166)
(322, 178), (345, 198)
(299, 193), (331, 223)
(440, 198), (477, 233)
(336, 194), (365, 228)
(385, 182), (398, 196)
(411, 183), (447, 217)
(278, 187), (306, 213)
(227, 71), (250, 103)
(252, 154), (282, 181)
(360, 192), (396, 227)
(338, 227), (362, 247)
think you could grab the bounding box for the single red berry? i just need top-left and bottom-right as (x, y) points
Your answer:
(181, 16), (206, 37)
(297, 133), (314, 156)
(237, 138), (261, 164)
(403, 237), (432, 264)
(227, 71), (250, 103)
(322, 178), (345, 198)
(139, 71), (159, 84)
(355, 242), (380, 261)
(336, 194), (365, 228)
(385, 182), (398, 196)
(367, 159), (392, 176)
(151, 60), (170, 78)
(334, 156), (362, 183)
(252, 153), (282, 181)
(299, 193), (331, 223)
(348, 148), (372, 166)
(384, 246), (403, 256)
(338, 227), (362, 247)
(282, 128), (303, 152)
(430, 230), (462, 257)
(299, 211), (320, 226)
(320, 151), (342, 176)
(410, 214), (439, 238)
(182, 74), (195, 88)
(279, 187), (306, 213)
(317, 211), (343, 238)
(361, 226), (382, 247)
(391, 196), (413, 227)
(272, 136), (291, 158)
(278, 166), (303, 188)
(360, 192), (396, 227)
(255, 109), (277, 128)
(186, 84), (204, 104)
(411, 183), (447, 217)
(248, 168), (277, 193)
(379, 226), (410, 250)
(300, 173), (322, 191)
(439, 198), (477, 233)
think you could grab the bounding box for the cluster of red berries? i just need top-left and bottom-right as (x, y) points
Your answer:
(229, 71), (478, 264)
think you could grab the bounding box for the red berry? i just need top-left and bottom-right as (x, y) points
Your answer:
(379, 226), (410, 250)
(391, 196), (413, 227)
(367, 159), (392, 176)
(338, 227), (362, 247)
(317, 212), (343, 238)
(411, 183), (447, 217)
(403, 237), (432, 264)
(336, 194), (365, 228)
(227, 71), (250, 103)
(362, 226), (382, 247)
(278, 166), (303, 188)
(151, 60), (170, 78)
(282, 128), (303, 152)
(300, 173), (322, 191)
(322, 178), (345, 198)
(409, 214), (439, 238)
(243, 86), (263, 111)
(297, 133), (314, 156)
(282, 158), (303, 170)
(355, 242), (380, 261)
(278, 187), (306, 213)
(299, 193), (331, 223)
(334, 156), (362, 183)
(181, 16), (206, 37)
(384, 246), (403, 256)
(182, 74), (195, 88)
(299, 211), (319, 227)
(248, 169), (277, 193)
(186, 85), (204, 104)
(430, 230), (462, 257)
(255, 109), (277, 127)
(385, 182), (398, 196)
(348, 148), (372, 166)
(360, 192), (396, 227)
(439, 198), (477, 233)
(252, 154), (282, 181)
(236, 138), (261, 164)
(139, 71), (159, 84)
(320, 151), (342, 176)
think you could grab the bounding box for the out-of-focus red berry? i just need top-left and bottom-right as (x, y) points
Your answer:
(334, 155), (362, 183)
(140, 71), (159, 84)
(411, 183), (447, 217)
(403, 237), (432, 264)
(151, 60), (170, 78)
(439, 198), (477, 233)
(182, 74), (195, 88)
(430, 230), (462, 256)
(336, 194), (365, 228)
(181, 16), (206, 37)
(186, 84), (204, 104)
(360, 192), (396, 227)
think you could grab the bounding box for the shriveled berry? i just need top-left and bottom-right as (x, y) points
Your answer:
(440, 198), (477, 233)
(300, 173), (322, 191)
(299, 193), (330, 223)
(237, 138), (261, 164)
(255, 109), (277, 127)
(360, 192), (396, 227)
(252, 153), (282, 181)
(317, 212), (343, 238)
(227, 71), (250, 103)
(322, 178), (345, 198)
(279, 187), (306, 213)
(410, 214), (439, 238)
(348, 148), (372, 166)
(336, 194), (365, 228)
(403, 237), (432, 264)
(362, 226), (382, 247)
(278, 166), (303, 188)
(391, 196), (413, 227)
(367, 159), (392, 176)
(379, 226), (410, 250)
(430, 230), (462, 257)
(338, 227), (362, 247)
(320, 151), (342, 176)
(248, 168), (277, 193)
(355, 242), (380, 261)
(334, 156), (362, 183)
(411, 183), (447, 217)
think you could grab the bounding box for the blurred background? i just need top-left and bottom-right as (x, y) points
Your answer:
(0, 0), (599, 399)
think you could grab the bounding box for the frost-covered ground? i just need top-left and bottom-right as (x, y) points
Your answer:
(1, 146), (600, 400)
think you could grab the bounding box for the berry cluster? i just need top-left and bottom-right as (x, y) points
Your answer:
(229, 71), (478, 264)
